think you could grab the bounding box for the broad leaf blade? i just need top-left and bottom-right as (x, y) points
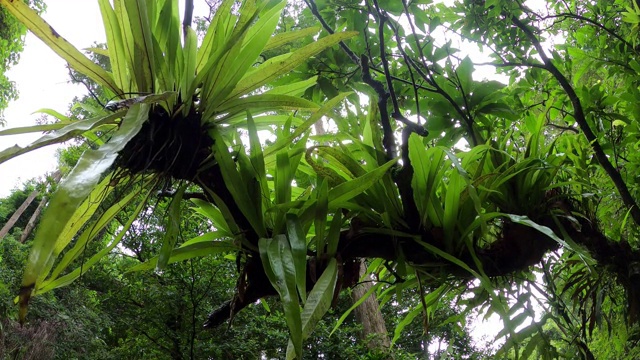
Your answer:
(228, 31), (358, 99)
(0, 111), (126, 165)
(0, 0), (122, 96)
(286, 259), (337, 359)
(286, 214), (307, 303)
(157, 184), (188, 271)
(19, 104), (149, 322)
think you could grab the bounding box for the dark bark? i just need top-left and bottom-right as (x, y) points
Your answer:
(183, 0), (194, 36)
(511, 15), (640, 227)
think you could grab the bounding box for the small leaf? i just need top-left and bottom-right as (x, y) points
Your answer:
(1, 0), (122, 96)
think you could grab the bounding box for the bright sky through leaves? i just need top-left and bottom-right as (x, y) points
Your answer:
(0, 0), (104, 196)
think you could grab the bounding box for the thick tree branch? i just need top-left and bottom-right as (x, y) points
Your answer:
(183, 0), (194, 37)
(511, 16), (640, 227)
(360, 55), (396, 159)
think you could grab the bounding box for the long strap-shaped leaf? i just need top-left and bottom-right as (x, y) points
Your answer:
(18, 104), (150, 322)
(127, 238), (237, 272)
(36, 185), (154, 295)
(285, 259), (337, 360)
(0, 0), (123, 96)
(123, 0), (155, 93)
(0, 110), (126, 165)
(259, 235), (303, 359)
(156, 184), (187, 270)
(226, 31), (358, 100)
(98, 0), (128, 92)
(210, 128), (267, 238)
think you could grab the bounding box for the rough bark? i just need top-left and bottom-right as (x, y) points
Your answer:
(0, 189), (38, 240)
(352, 261), (391, 353)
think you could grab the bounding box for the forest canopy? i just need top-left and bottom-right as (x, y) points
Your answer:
(2, 0), (640, 358)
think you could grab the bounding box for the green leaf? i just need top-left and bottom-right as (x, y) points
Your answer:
(19, 104), (149, 322)
(286, 214), (307, 303)
(331, 281), (382, 336)
(328, 158), (398, 206)
(262, 235), (303, 359)
(0, 110), (126, 165)
(0, 123), (67, 136)
(121, 0), (155, 93)
(214, 94), (319, 121)
(263, 26), (320, 51)
(264, 92), (351, 157)
(98, 0), (128, 92)
(157, 184), (187, 271)
(180, 26), (198, 114)
(326, 211), (342, 257)
(229, 31), (358, 99)
(506, 214), (593, 264)
(0, 0), (122, 96)
(43, 181), (146, 285)
(246, 112), (271, 215)
(128, 239), (237, 272)
(191, 199), (233, 236)
(265, 76), (319, 97)
(32, 108), (71, 122)
(38, 186), (152, 293)
(210, 128), (267, 237)
(314, 180), (329, 257)
(286, 259), (337, 359)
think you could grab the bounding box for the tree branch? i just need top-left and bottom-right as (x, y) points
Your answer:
(183, 0), (194, 37)
(511, 16), (640, 227)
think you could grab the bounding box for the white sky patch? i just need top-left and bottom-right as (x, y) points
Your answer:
(0, 0), (105, 197)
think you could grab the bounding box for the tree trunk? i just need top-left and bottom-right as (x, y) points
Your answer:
(0, 190), (38, 240)
(19, 195), (47, 243)
(351, 261), (391, 353)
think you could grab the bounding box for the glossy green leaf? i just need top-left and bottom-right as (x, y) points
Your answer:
(214, 94), (319, 121)
(286, 259), (337, 360)
(264, 92), (351, 157)
(0, 123), (67, 136)
(210, 128), (266, 237)
(229, 31), (358, 99)
(286, 214), (307, 303)
(328, 158), (398, 206)
(0, 110), (126, 165)
(43, 180), (146, 285)
(265, 76), (319, 97)
(180, 26), (198, 114)
(37, 186), (152, 294)
(0, 0), (122, 96)
(128, 240), (237, 272)
(19, 104), (149, 321)
(157, 184), (187, 271)
(261, 235), (302, 359)
(263, 26), (320, 51)
(98, 0), (128, 92)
